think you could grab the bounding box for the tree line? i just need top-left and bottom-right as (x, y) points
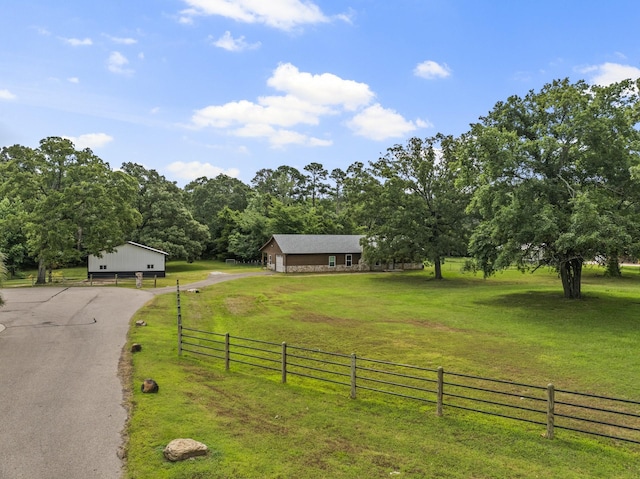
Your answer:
(2, 78), (640, 299)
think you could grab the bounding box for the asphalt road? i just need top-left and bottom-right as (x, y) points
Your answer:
(0, 272), (267, 479)
(0, 286), (153, 479)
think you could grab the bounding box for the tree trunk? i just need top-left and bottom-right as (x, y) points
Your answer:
(605, 255), (621, 277)
(434, 256), (443, 280)
(36, 257), (46, 285)
(559, 257), (582, 299)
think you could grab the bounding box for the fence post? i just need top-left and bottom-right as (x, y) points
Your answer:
(176, 280), (182, 355)
(154, 275), (157, 288)
(115, 273), (118, 286)
(90, 274), (93, 286)
(281, 342), (287, 383)
(436, 366), (444, 417)
(350, 353), (357, 399)
(225, 333), (230, 371)
(546, 383), (555, 439)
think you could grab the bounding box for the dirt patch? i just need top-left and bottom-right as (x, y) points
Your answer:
(383, 319), (468, 333)
(117, 342), (135, 463)
(292, 312), (361, 329)
(223, 296), (257, 315)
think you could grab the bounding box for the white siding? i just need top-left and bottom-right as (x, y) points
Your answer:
(88, 243), (166, 274)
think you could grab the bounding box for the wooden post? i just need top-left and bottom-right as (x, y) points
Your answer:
(176, 280), (182, 355)
(546, 383), (555, 439)
(281, 342), (287, 383)
(225, 333), (230, 371)
(90, 274), (93, 286)
(436, 367), (444, 417)
(115, 274), (118, 286)
(350, 353), (357, 399)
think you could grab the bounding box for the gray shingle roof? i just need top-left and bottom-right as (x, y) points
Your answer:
(270, 234), (364, 254)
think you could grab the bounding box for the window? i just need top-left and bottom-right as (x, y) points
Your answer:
(99, 265), (107, 270)
(346, 254), (352, 267)
(268, 254), (272, 265)
(329, 255), (336, 267)
(147, 264), (154, 269)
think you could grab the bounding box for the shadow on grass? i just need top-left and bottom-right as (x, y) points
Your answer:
(473, 290), (640, 332)
(366, 270), (482, 289)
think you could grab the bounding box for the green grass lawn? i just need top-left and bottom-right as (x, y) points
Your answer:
(124, 260), (640, 478)
(1, 260), (261, 288)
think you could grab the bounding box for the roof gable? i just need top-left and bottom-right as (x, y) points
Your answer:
(264, 234), (364, 254)
(125, 241), (169, 255)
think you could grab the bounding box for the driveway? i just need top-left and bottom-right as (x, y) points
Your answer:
(0, 272), (266, 479)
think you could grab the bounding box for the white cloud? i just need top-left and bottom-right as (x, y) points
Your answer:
(179, 0), (339, 30)
(192, 95), (331, 130)
(581, 62), (640, 86)
(150, 107), (161, 114)
(64, 133), (114, 150)
(211, 31), (260, 51)
(165, 161), (240, 181)
(62, 37), (93, 47)
(232, 123), (332, 148)
(268, 63), (374, 110)
(107, 51), (133, 75)
(0, 89), (17, 101)
(347, 104), (429, 141)
(414, 60), (452, 80)
(190, 62), (418, 147)
(67, 77), (80, 84)
(34, 27), (51, 36)
(105, 35), (137, 45)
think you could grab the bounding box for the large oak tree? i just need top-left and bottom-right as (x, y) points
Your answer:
(462, 79), (640, 298)
(0, 137), (141, 283)
(357, 135), (470, 278)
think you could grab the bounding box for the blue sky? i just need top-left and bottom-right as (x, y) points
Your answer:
(2, 1), (640, 186)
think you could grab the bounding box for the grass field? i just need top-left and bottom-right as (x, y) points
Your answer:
(123, 259), (640, 478)
(1, 260), (261, 288)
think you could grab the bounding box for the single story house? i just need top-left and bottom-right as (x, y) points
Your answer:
(87, 241), (169, 278)
(260, 234), (367, 273)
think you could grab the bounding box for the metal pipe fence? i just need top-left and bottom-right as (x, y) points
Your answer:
(175, 285), (640, 445)
(178, 326), (640, 445)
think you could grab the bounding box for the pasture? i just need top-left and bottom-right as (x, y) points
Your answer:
(124, 260), (640, 477)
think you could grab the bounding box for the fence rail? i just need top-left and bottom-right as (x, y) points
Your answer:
(175, 288), (640, 446)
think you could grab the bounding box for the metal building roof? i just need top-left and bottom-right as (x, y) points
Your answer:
(126, 241), (169, 255)
(268, 234), (364, 254)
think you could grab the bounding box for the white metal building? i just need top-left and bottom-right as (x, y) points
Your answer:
(87, 241), (168, 278)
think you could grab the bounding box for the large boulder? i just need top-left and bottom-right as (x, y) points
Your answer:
(163, 438), (208, 462)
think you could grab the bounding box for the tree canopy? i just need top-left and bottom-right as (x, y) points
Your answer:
(0, 137), (141, 283)
(462, 78), (640, 298)
(360, 135), (470, 278)
(121, 163), (210, 262)
(184, 175), (250, 259)
(2, 78), (640, 298)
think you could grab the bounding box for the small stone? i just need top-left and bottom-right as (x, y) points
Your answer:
(131, 343), (142, 353)
(186, 288), (200, 293)
(163, 438), (208, 462)
(141, 378), (159, 393)
(135, 320), (147, 327)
